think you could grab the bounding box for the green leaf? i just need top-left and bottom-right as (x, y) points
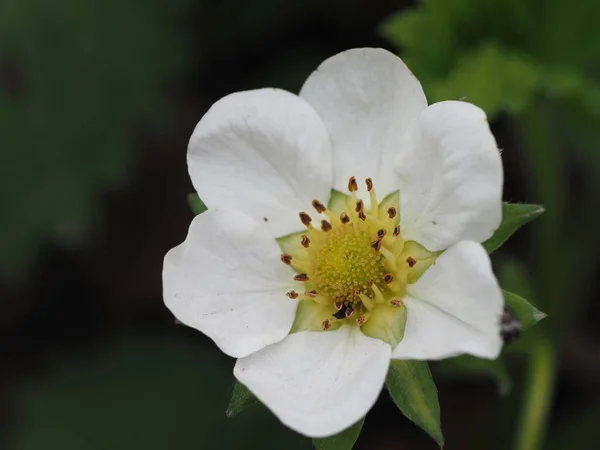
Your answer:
(483, 203), (545, 253)
(226, 380), (258, 418)
(187, 193), (207, 216)
(386, 360), (443, 447)
(435, 355), (512, 396)
(503, 290), (547, 330)
(313, 418), (364, 450)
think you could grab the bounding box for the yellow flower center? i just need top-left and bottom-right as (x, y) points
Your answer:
(278, 176), (442, 349)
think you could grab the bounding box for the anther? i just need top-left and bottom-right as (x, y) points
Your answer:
(365, 178), (373, 192)
(355, 200), (364, 213)
(301, 235), (310, 248)
(356, 315), (367, 325)
(345, 306), (355, 318)
(322, 319), (332, 331)
(286, 290), (299, 299)
(367, 279), (374, 287)
(387, 207), (397, 219)
(377, 228), (387, 239)
(334, 301), (344, 311)
(304, 290), (318, 298)
(406, 256), (417, 268)
(358, 211), (366, 221)
(393, 225), (401, 236)
(280, 254), (292, 265)
(312, 200), (326, 214)
(321, 220), (332, 232)
(299, 212), (312, 226)
(371, 239), (382, 251)
(294, 273), (309, 282)
(390, 299), (403, 307)
(384, 274), (394, 284)
(348, 176), (358, 192)
(340, 212), (350, 224)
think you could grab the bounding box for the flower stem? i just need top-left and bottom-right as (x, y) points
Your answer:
(513, 336), (556, 450)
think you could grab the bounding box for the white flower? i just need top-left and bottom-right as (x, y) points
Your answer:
(163, 48), (504, 438)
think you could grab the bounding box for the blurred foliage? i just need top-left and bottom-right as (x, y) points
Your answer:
(0, 0), (190, 277)
(381, 0), (600, 119)
(10, 335), (309, 450)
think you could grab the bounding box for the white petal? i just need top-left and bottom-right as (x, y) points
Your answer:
(188, 88), (332, 238)
(300, 48), (427, 198)
(397, 101), (503, 251)
(163, 209), (298, 358)
(393, 241), (503, 360)
(234, 326), (391, 437)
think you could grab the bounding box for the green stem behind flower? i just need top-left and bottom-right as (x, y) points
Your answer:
(513, 336), (556, 450)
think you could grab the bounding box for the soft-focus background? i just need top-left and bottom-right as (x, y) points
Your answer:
(2, 0), (599, 449)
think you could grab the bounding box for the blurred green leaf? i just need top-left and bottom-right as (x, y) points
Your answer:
(499, 258), (537, 303)
(435, 355), (512, 396)
(227, 381), (258, 418)
(483, 203), (545, 253)
(313, 418), (364, 450)
(0, 0), (191, 277)
(386, 360), (443, 447)
(503, 290), (546, 330)
(11, 335), (309, 450)
(429, 44), (542, 118)
(187, 193), (207, 216)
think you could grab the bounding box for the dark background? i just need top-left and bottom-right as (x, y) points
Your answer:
(2, 0), (600, 449)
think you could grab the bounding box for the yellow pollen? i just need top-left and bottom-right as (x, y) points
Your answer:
(313, 225), (386, 303)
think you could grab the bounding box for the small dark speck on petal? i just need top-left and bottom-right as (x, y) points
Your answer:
(432, 220), (437, 225)
(263, 217), (268, 222)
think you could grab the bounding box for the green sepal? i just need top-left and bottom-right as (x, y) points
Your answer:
(327, 189), (351, 213)
(435, 355), (512, 396)
(386, 360), (444, 447)
(226, 381), (257, 418)
(290, 300), (340, 333)
(360, 303), (407, 349)
(313, 418), (365, 450)
(483, 203), (545, 253)
(503, 290), (547, 330)
(377, 190), (400, 225)
(187, 193), (207, 216)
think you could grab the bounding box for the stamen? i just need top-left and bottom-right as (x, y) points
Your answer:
(286, 290), (299, 299)
(280, 253), (292, 265)
(358, 211), (366, 221)
(348, 176), (358, 192)
(355, 200), (364, 213)
(345, 306), (355, 318)
(294, 273), (309, 282)
(304, 290), (318, 298)
(368, 182), (378, 217)
(340, 212), (350, 224)
(384, 274), (394, 284)
(301, 235), (310, 248)
(406, 256), (417, 268)
(377, 228), (387, 239)
(321, 220), (332, 232)
(358, 292), (375, 310)
(380, 246), (397, 271)
(390, 299), (403, 307)
(387, 207), (397, 219)
(312, 200), (326, 214)
(393, 225), (401, 236)
(371, 239), (383, 251)
(299, 212), (312, 227)
(370, 282), (385, 303)
(356, 314), (367, 325)
(322, 319), (332, 330)
(334, 301), (344, 310)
